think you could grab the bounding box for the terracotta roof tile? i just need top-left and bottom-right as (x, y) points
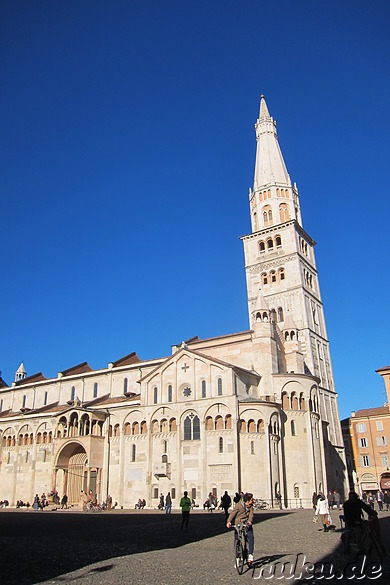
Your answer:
(354, 405), (389, 417)
(111, 352), (142, 367)
(15, 373), (47, 386)
(61, 362), (93, 376)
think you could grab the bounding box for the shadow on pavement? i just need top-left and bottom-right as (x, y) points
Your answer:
(0, 509), (290, 585)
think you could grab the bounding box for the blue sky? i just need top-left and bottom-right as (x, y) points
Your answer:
(1, 0), (389, 419)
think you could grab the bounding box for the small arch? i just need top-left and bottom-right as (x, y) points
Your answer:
(132, 421), (140, 435)
(225, 414), (232, 429)
(151, 420), (159, 433)
(124, 422), (131, 435)
(141, 421), (148, 434)
(206, 416), (213, 430)
(160, 419), (168, 433)
(114, 424), (120, 437)
(257, 419), (264, 433)
(248, 419), (256, 433)
(215, 415), (223, 430)
(239, 419), (246, 433)
(267, 238), (274, 250)
(169, 418), (177, 432)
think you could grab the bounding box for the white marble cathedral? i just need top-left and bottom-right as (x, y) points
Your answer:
(0, 96), (347, 508)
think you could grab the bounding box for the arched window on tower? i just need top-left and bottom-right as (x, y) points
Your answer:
(123, 378), (128, 394)
(275, 235), (282, 247)
(278, 307), (284, 322)
(168, 385), (172, 402)
(153, 387), (158, 404)
(267, 238), (274, 250)
(253, 212), (258, 231)
(263, 206), (273, 227)
(279, 268), (285, 281)
(270, 270), (277, 284)
(279, 204), (289, 222)
(217, 378), (222, 396)
(93, 382), (98, 398)
(259, 241), (265, 253)
(261, 273), (268, 286)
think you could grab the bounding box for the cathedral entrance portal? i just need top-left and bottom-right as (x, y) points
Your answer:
(55, 442), (90, 504)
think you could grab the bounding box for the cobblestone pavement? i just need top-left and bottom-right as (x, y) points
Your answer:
(1, 507), (389, 585)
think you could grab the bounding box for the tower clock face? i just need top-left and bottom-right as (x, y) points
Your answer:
(183, 386), (192, 397)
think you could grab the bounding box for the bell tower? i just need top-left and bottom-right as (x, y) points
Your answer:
(241, 95), (344, 461)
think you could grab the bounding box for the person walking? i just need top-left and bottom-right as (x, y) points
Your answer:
(165, 492), (172, 514)
(179, 490), (192, 531)
(312, 491), (318, 509)
(333, 491), (341, 509)
(315, 493), (330, 532)
(221, 491), (232, 519)
(376, 490), (384, 511)
(61, 494), (68, 509)
(383, 490), (390, 511)
(276, 491), (282, 509)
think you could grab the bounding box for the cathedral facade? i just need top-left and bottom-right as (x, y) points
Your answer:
(0, 96), (347, 508)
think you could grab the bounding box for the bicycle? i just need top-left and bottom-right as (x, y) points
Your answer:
(253, 499), (269, 510)
(341, 518), (385, 561)
(234, 523), (249, 574)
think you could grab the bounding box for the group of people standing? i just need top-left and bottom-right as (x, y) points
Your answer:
(362, 490), (390, 511)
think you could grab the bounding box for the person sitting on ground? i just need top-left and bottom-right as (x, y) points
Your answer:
(227, 492), (255, 565)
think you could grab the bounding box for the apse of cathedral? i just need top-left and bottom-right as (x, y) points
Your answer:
(0, 96), (347, 507)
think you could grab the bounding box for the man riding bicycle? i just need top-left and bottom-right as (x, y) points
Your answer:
(226, 492), (255, 565)
(342, 491), (379, 552)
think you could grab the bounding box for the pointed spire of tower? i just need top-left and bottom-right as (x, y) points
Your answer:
(254, 94), (291, 189)
(259, 94), (270, 119)
(252, 291), (270, 324)
(15, 362), (26, 382)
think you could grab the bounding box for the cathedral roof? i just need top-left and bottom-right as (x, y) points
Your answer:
(15, 372), (47, 386)
(60, 362), (93, 376)
(140, 346), (259, 383)
(111, 352), (142, 367)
